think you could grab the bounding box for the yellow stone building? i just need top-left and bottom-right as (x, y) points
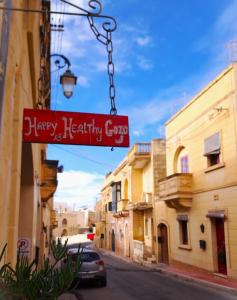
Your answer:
(96, 63), (237, 279)
(0, 0), (59, 266)
(96, 140), (166, 263)
(158, 63), (237, 278)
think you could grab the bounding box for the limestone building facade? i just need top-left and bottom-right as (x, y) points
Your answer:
(0, 0), (59, 266)
(96, 63), (237, 279)
(158, 63), (237, 278)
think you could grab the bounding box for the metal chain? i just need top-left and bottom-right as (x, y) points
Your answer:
(87, 16), (117, 115)
(36, 6), (50, 109)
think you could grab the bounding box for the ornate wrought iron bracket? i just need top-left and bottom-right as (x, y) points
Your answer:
(50, 53), (71, 70)
(0, 0), (117, 116)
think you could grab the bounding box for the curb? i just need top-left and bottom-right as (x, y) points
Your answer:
(100, 249), (237, 296)
(150, 265), (237, 296)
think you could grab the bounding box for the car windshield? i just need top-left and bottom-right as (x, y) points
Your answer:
(70, 252), (100, 263)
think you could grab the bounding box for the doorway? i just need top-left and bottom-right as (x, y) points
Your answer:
(215, 218), (227, 275)
(158, 223), (169, 264)
(111, 229), (115, 252)
(125, 224), (130, 257)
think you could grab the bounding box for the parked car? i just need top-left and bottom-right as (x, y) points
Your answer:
(67, 241), (94, 251)
(67, 248), (107, 287)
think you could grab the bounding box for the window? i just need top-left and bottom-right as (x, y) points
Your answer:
(61, 229), (68, 236)
(204, 132), (221, 167)
(180, 221), (188, 245)
(111, 182), (121, 212)
(108, 202), (112, 211)
(145, 219), (149, 236)
(207, 154), (220, 166)
(180, 155), (189, 173)
(62, 218), (67, 225)
(177, 215), (189, 245)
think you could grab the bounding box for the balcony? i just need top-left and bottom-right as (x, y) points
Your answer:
(158, 173), (193, 209)
(117, 198), (129, 211)
(41, 160), (59, 202)
(129, 193), (153, 211)
(128, 143), (151, 169)
(51, 220), (58, 229)
(50, 210), (58, 229)
(51, 209), (57, 220)
(113, 199), (129, 218)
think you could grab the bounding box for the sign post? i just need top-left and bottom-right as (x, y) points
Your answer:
(23, 109), (129, 147)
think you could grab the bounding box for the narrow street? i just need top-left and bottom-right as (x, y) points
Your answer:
(74, 252), (237, 300)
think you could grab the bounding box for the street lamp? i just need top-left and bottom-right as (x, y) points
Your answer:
(51, 53), (77, 99)
(60, 69), (77, 99)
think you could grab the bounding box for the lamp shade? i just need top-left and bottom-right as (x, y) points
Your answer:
(60, 69), (77, 99)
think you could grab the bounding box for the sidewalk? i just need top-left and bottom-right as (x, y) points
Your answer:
(100, 248), (237, 293)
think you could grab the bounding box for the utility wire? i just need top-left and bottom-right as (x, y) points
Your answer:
(50, 144), (117, 169)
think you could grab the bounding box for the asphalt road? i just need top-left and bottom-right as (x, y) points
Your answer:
(74, 251), (237, 300)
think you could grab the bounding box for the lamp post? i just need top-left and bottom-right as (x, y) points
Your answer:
(50, 53), (77, 99)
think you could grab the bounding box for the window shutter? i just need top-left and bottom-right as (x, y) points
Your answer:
(111, 184), (117, 212)
(204, 132), (220, 156)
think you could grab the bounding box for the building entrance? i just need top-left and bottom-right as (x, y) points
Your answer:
(158, 223), (169, 264)
(215, 218), (227, 275)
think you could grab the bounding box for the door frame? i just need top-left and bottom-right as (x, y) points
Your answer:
(209, 215), (229, 275)
(157, 222), (169, 264)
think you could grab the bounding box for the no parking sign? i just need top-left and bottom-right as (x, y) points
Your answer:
(17, 237), (30, 256)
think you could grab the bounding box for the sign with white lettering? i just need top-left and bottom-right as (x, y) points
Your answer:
(23, 109), (129, 147)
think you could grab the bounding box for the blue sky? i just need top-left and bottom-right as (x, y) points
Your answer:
(48, 0), (237, 209)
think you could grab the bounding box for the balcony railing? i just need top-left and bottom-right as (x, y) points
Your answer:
(127, 143), (151, 168)
(129, 193), (153, 211)
(117, 198), (129, 212)
(158, 173), (193, 209)
(113, 199), (129, 218)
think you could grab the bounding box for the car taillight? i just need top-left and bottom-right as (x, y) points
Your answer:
(96, 260), (105, 270)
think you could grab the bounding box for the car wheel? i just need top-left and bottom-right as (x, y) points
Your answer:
(100, 278), (107, 287)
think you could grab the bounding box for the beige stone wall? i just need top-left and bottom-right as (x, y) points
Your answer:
(161, 63), (237, 278)
(96, 140), (166, 262)
(0, 1), (52, 265)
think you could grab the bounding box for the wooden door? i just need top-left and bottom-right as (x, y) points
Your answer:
(158, 224), (169, 264)
(215, 218), (227, 275)
(112, 229), (115, 252)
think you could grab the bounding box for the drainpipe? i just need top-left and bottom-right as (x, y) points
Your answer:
(0, 0), (11, 133)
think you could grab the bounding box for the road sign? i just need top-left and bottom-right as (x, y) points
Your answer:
(17, 237), (30, 256)
(22, 109), (130, 147)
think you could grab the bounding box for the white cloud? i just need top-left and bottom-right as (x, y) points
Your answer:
(193, 0), (237, 65)
(77, 75), (90, 87)
(137, 56), (153, 70)
(54, 170), (104, 209)
(136, 36), (151, 47)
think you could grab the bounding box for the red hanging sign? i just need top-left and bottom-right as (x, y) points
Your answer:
(23, 109), (129, 147)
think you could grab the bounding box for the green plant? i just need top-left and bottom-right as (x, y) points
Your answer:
(0, 239), (81, 300)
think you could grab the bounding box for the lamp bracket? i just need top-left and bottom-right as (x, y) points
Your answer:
(0, 0), (118, 117)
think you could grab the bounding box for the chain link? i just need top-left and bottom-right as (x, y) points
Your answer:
(88, 16), (117, 115)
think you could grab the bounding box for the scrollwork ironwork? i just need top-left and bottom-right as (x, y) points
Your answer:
(50, 53), (71, 71)
(60, 0), (102, 16)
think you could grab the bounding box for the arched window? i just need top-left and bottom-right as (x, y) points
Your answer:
(61, 229), (68, 236)
(174, 146), (190, 173)
(62, 218), (67, 225)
